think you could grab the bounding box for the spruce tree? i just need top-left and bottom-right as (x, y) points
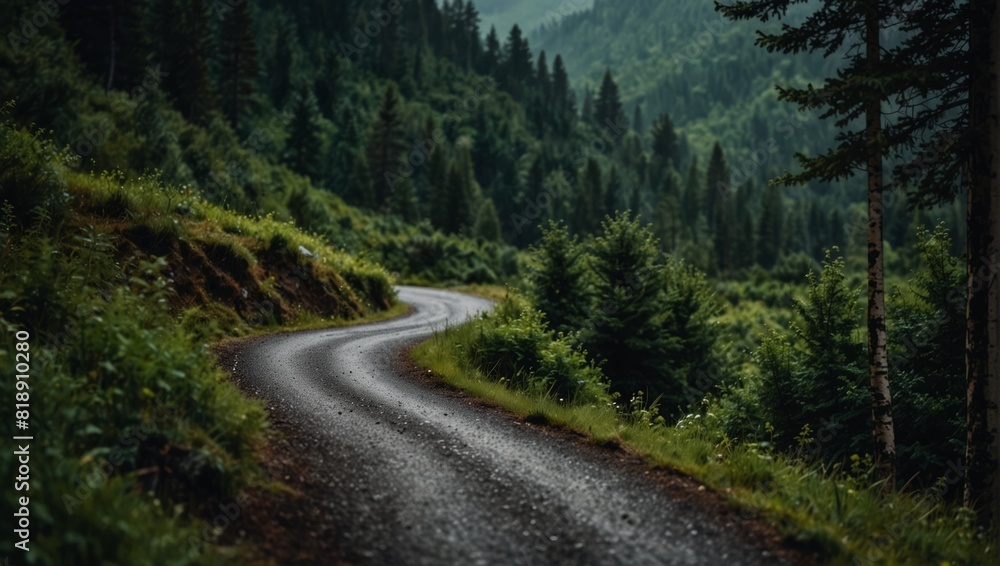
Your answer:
(285, 84), (322, 180)
(502, 24), (533, 100)
(720, 0), (898, 486)
(582, 212), (670, 403)
(757, 183), (784, 269)
(444, 162), (471, 234)
(733, 181), (757, 269)
(704, 142), (729, 232)
(650, 112), (677, 187)
(219, 0), (259, 132)
(528, 221), (589, 334)
(427, 146), (449, 230)
(269, 15), (295, 109)
(580, 86), (594, 126)
(573, 158), (603, 234)
(154, 0), (215, 122)
(313, 50), (340, 119)
(390, 177), (420, 224)
(605, 165), (622, 215)
(682, 156), (701, 231)
(474, 199), (502, 242)
(366, 84), (407, 208)
(347, 153), (375, 209)
(594, 68), (625, 132)
(551, 55), (575, 134)
(481, 25), (501, 76)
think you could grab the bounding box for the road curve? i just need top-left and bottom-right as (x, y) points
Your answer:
(229, 286), (788, 565)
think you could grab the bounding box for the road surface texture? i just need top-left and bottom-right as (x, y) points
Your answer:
(223, 286), (798, 565)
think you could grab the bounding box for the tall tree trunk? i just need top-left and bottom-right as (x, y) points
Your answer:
(991, 0), (1000, 537)
(865, 0), (895, 491)
(106, 5), (117, 91)
(965, 0), (1000, 530)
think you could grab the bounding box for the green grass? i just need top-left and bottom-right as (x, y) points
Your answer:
(413, 319), (997, 565)
(0, 115), (402, 564)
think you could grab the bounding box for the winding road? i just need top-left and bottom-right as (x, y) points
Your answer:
(227, 286), (790, 565)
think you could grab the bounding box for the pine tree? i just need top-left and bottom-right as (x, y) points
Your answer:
(682, 157), (701, 231)
(783, 202), (806, 256)
(605, 165), (622, 215)
(106, 0), (154, 91)
(733, 181), (757, 269)
(632, 104), (644, 135)
(444, 162), (471, 234)
(313, 50), (340, 119)
(481, 25), (501, 76)
(757, 183), (784, 269)
(219, 0), (259, 132)
(389, 177), (420, 223)
(573, 158), (603, 234)
(461, 1), (482, 71)
(582, 212), (671, 402)
(705, 142), (729, 231)
(654, 172), (683, 251)
(720, 0), (898, 487)
(650, 112), (677, 187)
(528, 222), (589, 334)
(269, 15), (295, 109)
(502, 24), (533, 100)
(963, 0), (999, 523)
(713, 187), (735, 274)
(347, 152), (375, 209)
(580, 86), (594, 126)
(427, 146), (449, 229)
(154, 0), (215, 122)
(366, 84), (407, 208)
(474, 199), (502, 242)
(594, 68), (626, 132)
(285, 84), (322, 180)
(535, 51), (551, 102)
(551, 54), (575, 134)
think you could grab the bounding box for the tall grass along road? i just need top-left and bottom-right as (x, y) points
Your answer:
(226, 286), (787, 565)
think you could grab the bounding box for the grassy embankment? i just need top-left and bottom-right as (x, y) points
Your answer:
(0, 117), (397, 563)
(413, 293), (995, 565)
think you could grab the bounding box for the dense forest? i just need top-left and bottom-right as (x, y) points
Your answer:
(1, 0), (998, 563)
(1, 0), (964, 276)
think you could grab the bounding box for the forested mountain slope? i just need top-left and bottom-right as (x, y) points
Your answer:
(533, 0), (845, 193)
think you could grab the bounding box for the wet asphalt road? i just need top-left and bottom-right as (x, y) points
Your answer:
(229, 286), (788, 565)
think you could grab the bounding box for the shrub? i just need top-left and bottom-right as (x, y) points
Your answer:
(0, 109), (69, 228)
(469, 296), (609, 404)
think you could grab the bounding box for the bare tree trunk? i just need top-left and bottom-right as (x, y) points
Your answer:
(964, 0), (1000, 530)
(990, 0), (1000, 536)
(865, 0), (895, 492)
(106, 5), (116, 91)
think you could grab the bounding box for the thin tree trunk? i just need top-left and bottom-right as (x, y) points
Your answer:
(865, 0), (895, 492)
(965, 0), (1000, 530)
(106, 5), (116, 91)
(991, 0), (1000, 533)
